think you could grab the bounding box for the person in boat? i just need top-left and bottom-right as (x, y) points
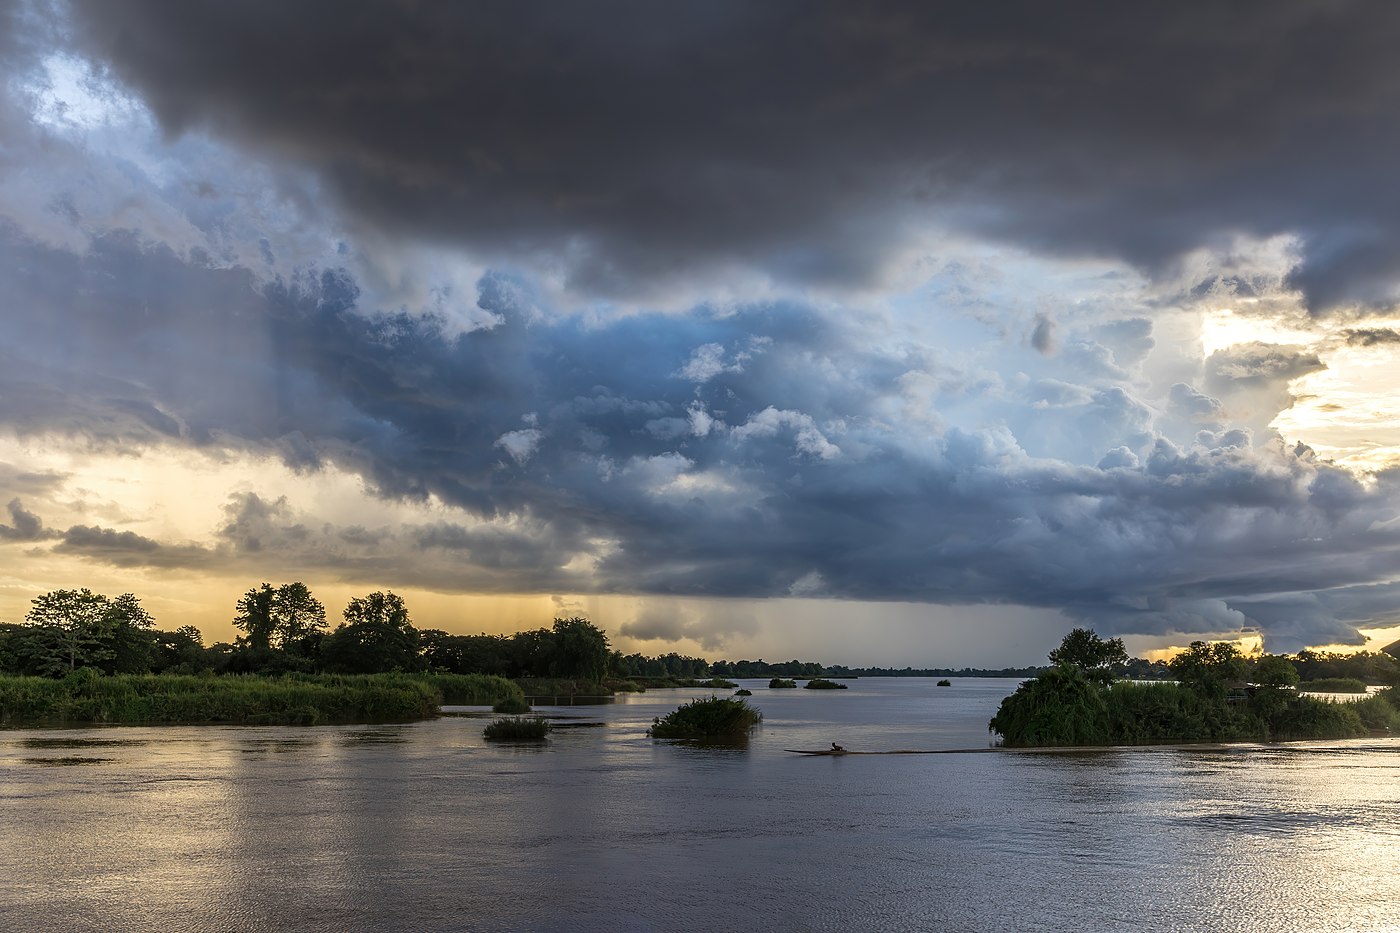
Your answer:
(830, 742), (845, 752)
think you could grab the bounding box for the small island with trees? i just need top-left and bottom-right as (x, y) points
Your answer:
(990, 628), (1400, 746)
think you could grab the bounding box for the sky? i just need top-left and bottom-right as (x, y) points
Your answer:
(4, 1), (1400, 665)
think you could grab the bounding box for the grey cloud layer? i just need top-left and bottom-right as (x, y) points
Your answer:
(2, 225), (1398, 648)
(54, 0), (1400, 307)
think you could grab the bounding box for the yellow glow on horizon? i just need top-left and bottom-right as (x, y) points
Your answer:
(1141, 631), (1264, 663)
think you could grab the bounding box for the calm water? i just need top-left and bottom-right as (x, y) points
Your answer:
(5, 678), (1400, 932)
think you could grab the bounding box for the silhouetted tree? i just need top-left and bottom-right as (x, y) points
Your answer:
(321, 591), (421, 673)
(548, 617), (610, 682)
(1168, 641), (1248, 698)
(1048, 628), (1128, 682)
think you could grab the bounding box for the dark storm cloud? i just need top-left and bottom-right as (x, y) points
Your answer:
(53, 0), (1400, 307)
(1346, 328), (1400, 347)
(5, 221), (1400, 646)
(0, 498), (48, 540)
(54, 523), (214, 568)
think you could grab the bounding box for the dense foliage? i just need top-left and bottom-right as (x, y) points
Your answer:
(649, 697), (762, 738)
(804, 678), (847, 690)
(990, 630), (1380, 747)
(768, 678), (798, 688)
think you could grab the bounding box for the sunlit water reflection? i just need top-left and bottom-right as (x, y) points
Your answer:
(4, 678), (1400, 931)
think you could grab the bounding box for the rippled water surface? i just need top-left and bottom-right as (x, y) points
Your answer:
(5, 678), (1400, 932)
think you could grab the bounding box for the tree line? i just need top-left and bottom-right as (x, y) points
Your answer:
(0, 583), (635, 682)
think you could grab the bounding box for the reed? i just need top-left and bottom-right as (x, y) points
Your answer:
(483, 716), (551, 741)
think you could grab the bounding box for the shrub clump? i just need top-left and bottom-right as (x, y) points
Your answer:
(768, 678), (797, 689)
(649, 697), (762, 739)
(804, 678), (847, 690)
(937, 679), (952, 687)
(483, 716), (551, 741)
(734, 688), (753, 696)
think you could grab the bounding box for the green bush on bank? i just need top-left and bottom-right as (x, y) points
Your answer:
(649, 697), (762, 739)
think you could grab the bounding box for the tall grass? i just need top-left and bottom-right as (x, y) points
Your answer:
(0, 670), (523, 727)
(1298, 677), (1370, 693)
(483, 717), (551, 741)
(0, 670), (442, 726)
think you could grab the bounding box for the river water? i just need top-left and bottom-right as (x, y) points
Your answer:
(4, 677), (1400, 932)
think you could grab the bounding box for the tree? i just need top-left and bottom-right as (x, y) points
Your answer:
(233, 583), (277, 650)
(24, 588), (114, 674)
(104, 592), (157, 673)
(271, 582), (326, 654)
(152, 626), (210, 673)
(321, 591), (420, 673)
(232, 582), (326, 656)
(1168, 641), (1248, 697)
(1047, 628), (1128, 682)
(549, 617), (610, 682)
(1252, 654), (1300, 689)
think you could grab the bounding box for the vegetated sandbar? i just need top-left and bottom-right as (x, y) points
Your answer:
(786, 738), (1387, 756)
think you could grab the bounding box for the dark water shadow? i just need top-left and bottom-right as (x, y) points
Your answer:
(21, 737), (148, 749)
(339, 729), (408, 745)
(239, 738), (318, 754)
(547, 721), (606, 730)
(21, 756), (112, 766)
(656, 736), (753, 752)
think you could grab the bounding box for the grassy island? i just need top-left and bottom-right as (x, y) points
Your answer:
(649, 697), (762, 739)
(768, 678), (798, 688)
(991, 629), (1390, 747)
(1299, 677), (1370, 694)
(804, 678), (847, 690)
(483, 716), (551, 741)
(0, 671), (522, 727)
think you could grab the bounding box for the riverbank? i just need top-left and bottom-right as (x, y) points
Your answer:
(0, 671), (522, 727)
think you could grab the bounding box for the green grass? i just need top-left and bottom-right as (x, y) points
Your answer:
(1298, 677), (1370, 693)
(0, 670), (524, 727)
(483, 716), (551, 741)
(768, 678), (797, 688)
(649, 697), (762, 739)
(804, 678), (847, 690)
(516, 677), (612, 697)
(492, 696), (532, 714)
(0, 671), (442, 727)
